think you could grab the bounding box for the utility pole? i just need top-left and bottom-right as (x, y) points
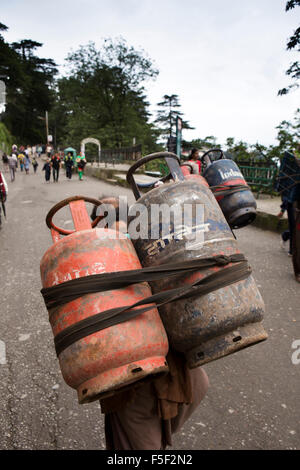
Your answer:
(45, 111), (49, 144)
(176, 116), (182, 159)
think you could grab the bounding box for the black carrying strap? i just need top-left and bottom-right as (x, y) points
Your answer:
(41, 254), (251, 357)
(41, 253), (245, 309)
(209, 184), (251, 197)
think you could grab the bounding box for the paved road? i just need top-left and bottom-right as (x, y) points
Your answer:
(0, 167), (299, 450)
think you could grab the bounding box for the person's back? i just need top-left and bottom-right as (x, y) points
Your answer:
(101, 349), (209, 450)
(8, 153), (18, 181)
(32, 157), (38, 173)
(66, 155), (73, 166)
(42, 161), (50, 171)
(76, 153), (86, 180)
(18, 153), (25, 171)
(52, 155), (60, 169)
(47, 145), (52, 157)
(65, 154), (74, 179)
(24, 156), (30, 173)
(77, 156), (86, 169)
(42, 160), (51, 182)
(8, 154), (16, 167)
(0, 171), (8, 221)
(51, 154), (60, 182)
(12, 153), (17, 166)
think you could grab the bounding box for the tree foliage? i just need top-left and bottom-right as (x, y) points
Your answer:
(278, 1), (300, 95)
(0, 122), (13, 152)
(189, 136), (220, 150)
(0, 25), (57, 143)
(183, 127), (300, 166)
(274, 108), (300, 151)
(55, 38), (160, 153)
(154, 94), (194, 139)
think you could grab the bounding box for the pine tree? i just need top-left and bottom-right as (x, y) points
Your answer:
(154, 94), (194, 138)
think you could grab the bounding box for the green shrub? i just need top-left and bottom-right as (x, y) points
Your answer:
(0, 122), (13, 153)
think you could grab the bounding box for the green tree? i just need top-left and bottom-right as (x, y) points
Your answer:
(0, 122), (13, 153)
(274, 108), (300, 151)
(224, 138), (251, 162)
(0, 25), (57, 143)
(278, 0), (300, 95)
(57, 38), (159, 152)
(154, 94), (194, 139)
(191, 136), (219, 149)
(0, 23), (25, 123)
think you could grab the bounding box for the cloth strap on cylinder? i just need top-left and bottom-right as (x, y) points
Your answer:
(42, 253), (245, 309)
(40, 254), (251, 356)
(208, 184), (250, 197)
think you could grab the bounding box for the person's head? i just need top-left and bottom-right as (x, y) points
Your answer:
(190, 148), (199, 161)
(67, 152), (72, 157)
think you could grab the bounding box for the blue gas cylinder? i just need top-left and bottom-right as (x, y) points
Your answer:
(202, 149), (257, 229)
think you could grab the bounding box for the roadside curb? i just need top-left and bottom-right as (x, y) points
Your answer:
(84, 166), (133, 189)
(252, 211), (288, 233)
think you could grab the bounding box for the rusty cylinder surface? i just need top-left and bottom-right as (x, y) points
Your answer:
(129, 179), (267, 368)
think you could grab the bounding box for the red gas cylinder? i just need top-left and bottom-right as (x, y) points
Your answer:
(181, 162), (209, 186)
(40, 196), (169, 404)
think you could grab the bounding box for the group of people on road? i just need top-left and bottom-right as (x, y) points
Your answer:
(42, 151), (87, 183)
(2, 144), (87, 184)
(2, 144), (42, 182)
(0, 144), (87, 230)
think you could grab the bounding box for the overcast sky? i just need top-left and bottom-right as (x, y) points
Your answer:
(1, 0), (299, 147)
